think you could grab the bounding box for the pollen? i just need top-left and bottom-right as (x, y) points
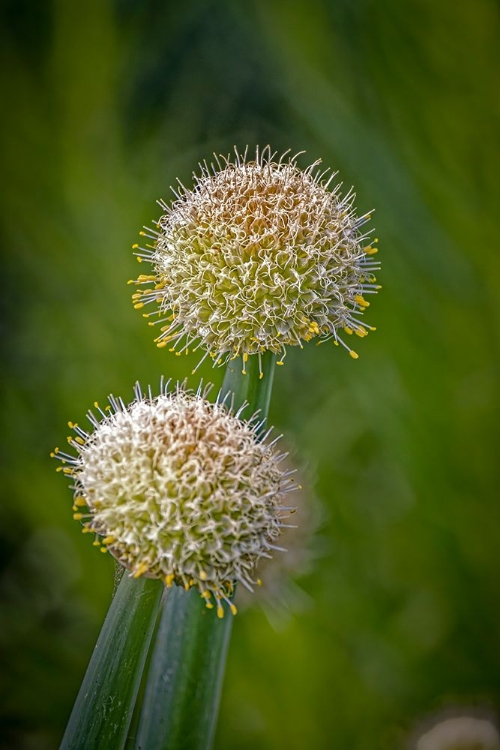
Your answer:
(52, 381), (298, 615)
(131, 146), (380, 368)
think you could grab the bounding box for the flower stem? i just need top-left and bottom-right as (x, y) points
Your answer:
(60, 574), (163, 750)
(221, 350), (276, 417)
(134, 352), (276, 750)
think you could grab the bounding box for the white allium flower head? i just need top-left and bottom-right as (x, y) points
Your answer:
(52, 381), (296, 617)
(130, 146), (380, 375)
(415, 716), (500, 750)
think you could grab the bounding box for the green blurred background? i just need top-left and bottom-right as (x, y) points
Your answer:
(1, 1), (499, 748)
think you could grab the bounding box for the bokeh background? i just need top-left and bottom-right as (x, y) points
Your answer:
(1, 1), (499, 748)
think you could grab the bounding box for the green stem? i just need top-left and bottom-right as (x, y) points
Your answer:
(134, 352), (276, 750)
(134, 587), (232, 750)
(220, 349), (276, 414)
(60, 574), (163, 750)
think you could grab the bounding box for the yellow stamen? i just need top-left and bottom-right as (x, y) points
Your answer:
(133, 563), (149, 578)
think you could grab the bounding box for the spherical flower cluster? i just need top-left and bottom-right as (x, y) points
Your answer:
(413, 715), (500, 750)
(130, 147), (380, 374)
(52, 382), (296, 617)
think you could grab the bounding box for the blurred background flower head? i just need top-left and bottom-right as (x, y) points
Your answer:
(409, 708), (500, 750)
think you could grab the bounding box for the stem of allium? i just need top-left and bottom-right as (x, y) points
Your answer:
(134, 352), (276, 750)
(60, 574), (163, 750)
(221, 349), (276, 418)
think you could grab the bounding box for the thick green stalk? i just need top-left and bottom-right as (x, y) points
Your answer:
(220, 349), (276, 417)
(60, 574), (163, 750)
(135, 352), (276, 750)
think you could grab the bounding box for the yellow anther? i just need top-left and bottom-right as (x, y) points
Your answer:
(354, 295), (370, 308)
(139, 231), (146, 236)
(100, 547), (108, 553)
(277, 361), (284, 366)
(165, 574), (175, 587)
(349, 350), (359, 359)
(136, 257), (143, 263)
(94, 402), (99, 408)
(73, 513), (84, 521)
(344, 327), (353, 335)
(132, 243), (139, 249)
(156, 341), (168, 348)
(229, 603), (238, 616)
(243, 352), (248, 362)
(81, 525), (92, 534)
(134, 303), (145, 310)
(133, 563), (149, 578)
(93, 540), (101, 546)
(259, 372), (264, 380)
(355, 328), (367, 337)
(75, 437), (85, 445)
(217, 604), (224, 619)
(365, 246), (378, 255)
(205, 601), (214, 609)
(200, 570), (208, 581)
(68, 421), (75, 428)
(102, 536), (115, 545)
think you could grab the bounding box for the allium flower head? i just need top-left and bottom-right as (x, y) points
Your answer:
(413, 716), (500, 750)
(130, 147), (380, 374)
(52, 382), (296, 617)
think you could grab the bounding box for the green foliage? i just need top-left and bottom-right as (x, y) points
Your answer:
(0, 1), (499, 748)
(60, 574), (163, 750)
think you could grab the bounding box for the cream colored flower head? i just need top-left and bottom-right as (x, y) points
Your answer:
(414, 716), (500, 750)
(130, 147), (380, 374)
(52, 381), (296, 617)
